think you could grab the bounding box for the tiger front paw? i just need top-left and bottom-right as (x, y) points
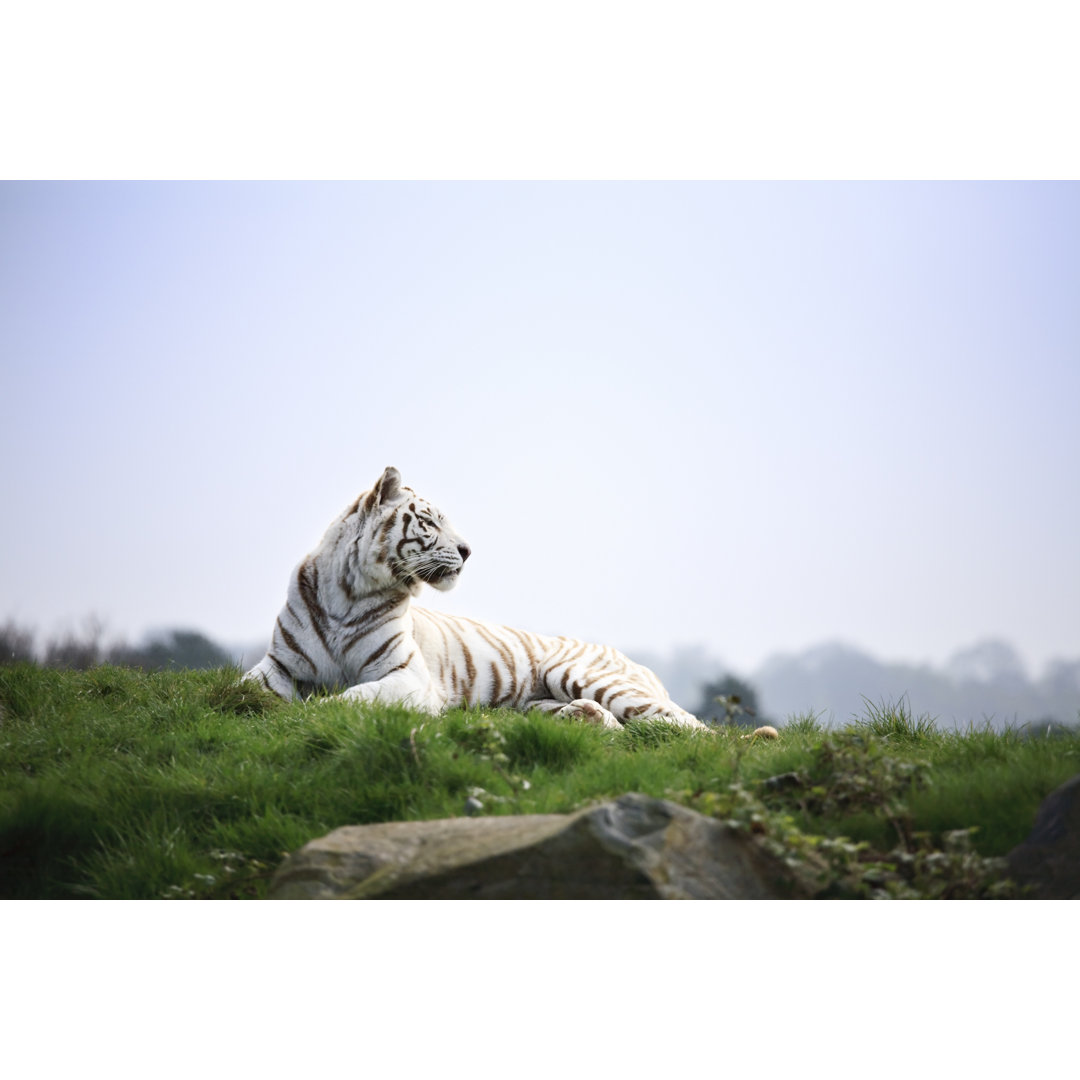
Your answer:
(557, 699), (622, 730)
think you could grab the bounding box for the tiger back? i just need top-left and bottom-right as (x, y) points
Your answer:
(245, 466), (707, 731)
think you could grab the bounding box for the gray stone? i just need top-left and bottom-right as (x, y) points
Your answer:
(1007, 773), (1080, 899)
(268, 793), (812, 900)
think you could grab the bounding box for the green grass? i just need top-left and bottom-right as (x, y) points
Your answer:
(1, 664), (1077, 899)
(854, 694), (939, 739)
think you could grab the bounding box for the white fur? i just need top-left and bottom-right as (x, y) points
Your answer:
(246, 466), (707, 731)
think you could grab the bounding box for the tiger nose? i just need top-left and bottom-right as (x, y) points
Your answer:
(457, 543), (471, 562)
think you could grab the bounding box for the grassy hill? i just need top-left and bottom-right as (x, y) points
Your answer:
(1, 663), (1077, 899)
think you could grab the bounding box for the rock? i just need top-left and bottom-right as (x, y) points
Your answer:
(1006, 773), (1080, 899)
(268, 793), (813, 900)
(760, 770), (802, 792)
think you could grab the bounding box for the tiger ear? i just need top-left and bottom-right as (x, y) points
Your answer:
(365, 466), (402, 510)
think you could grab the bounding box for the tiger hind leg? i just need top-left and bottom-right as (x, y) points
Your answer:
(528, 698), (623, 730)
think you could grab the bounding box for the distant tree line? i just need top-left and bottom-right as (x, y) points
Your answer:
(643, 640), (1080, 733)
(0, 618), (236, 672)
(752, 640), (1080, 732)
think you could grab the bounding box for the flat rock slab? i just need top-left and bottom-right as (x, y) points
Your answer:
(1007, 773), (1080, 899)
(269, 793), (811, 899)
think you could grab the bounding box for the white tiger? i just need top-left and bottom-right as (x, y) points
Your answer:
(245, 466), (708, 731)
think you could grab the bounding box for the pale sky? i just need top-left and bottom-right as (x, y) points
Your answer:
(2, 182), (1078, 676)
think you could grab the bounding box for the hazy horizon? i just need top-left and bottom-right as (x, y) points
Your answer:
(6, 613), (1073, 732)
(3, 182), (1078, 678)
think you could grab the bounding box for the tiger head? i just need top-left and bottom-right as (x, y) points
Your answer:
(343, 466), (471, 596)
